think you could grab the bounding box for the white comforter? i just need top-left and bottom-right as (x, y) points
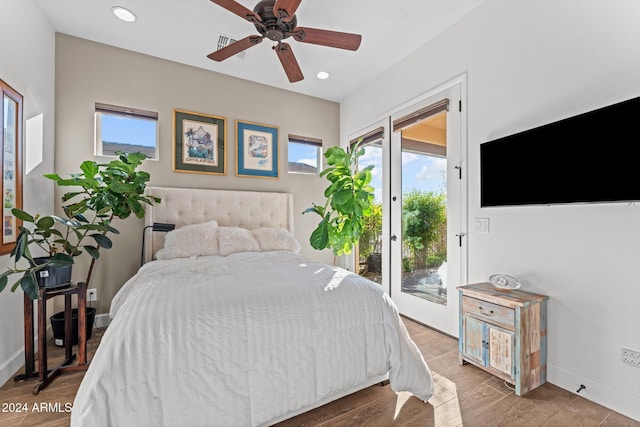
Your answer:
(71, 251), (433, 427)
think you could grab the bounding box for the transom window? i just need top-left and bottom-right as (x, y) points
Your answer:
(95, 103), (158, 160)
(287, 135), (322, 175)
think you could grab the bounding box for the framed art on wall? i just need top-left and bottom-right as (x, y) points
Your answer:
(173, 109), (226, 175)
(0, 79), (23, 255)
(236, 120), (278, 179)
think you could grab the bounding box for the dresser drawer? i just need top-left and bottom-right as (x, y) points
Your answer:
(462, 296), (515, 330)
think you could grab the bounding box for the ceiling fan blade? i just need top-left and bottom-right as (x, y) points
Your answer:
(273, 0), (302, 22)
(207, 35), (263, 61)
(292, 27), (362, 51)
(209, 0), (261, 22)
(275, 43), (304, 83)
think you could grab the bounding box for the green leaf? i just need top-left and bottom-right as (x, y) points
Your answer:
(61, 191), (84, 202)
(90, 233), (113, 249)
(11, 208), (35, 223)
(332, 189), (353, 206)
(13, 231), (28, 263)
(36, 216), (55, 230)
(20, 273), (40, 300)
(108, 181), (129, 194)
(43, 173), (62, 182)
(128, 198), (144, 219)
(0, 274), (8, 293)
(302, 205), (324, 217)
(309, 219), (330, 250)
(84, 246), (100, 259)
(80, 160), (99, 178)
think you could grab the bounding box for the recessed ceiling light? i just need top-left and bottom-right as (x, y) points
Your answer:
(112, 6), (136, 23)
(316, 71), (330, 80)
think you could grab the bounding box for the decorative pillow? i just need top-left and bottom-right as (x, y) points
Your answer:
(155, 220), (219, 260)
(252, 227), (301, 253)
(217, 226), (261, 256)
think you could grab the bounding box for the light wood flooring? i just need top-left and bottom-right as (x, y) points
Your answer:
(1, 318), (638, 426)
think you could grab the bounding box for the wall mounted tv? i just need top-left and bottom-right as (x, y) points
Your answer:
(480, 95), (640, 207)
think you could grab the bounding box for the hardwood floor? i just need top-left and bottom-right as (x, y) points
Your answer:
(1, 319), (638, 426)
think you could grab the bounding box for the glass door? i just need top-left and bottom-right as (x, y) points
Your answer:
(389, 84), (465, 336)
(349, 119), (391, 295)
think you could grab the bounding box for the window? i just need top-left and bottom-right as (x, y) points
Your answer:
(95, 103), (158, 159)
(287, 135), (322, 174)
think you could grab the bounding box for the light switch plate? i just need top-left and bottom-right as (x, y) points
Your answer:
(474, 218), (490, 233)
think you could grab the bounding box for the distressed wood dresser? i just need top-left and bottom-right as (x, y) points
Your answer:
(457, 282), (549, 396)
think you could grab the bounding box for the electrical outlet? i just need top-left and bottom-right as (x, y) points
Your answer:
(622, 347), (640, 368)
(87, 288), (97, 302)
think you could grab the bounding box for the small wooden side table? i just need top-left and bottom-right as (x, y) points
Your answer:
(14, 282), (90, 394)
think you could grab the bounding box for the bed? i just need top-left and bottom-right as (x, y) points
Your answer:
(70, 187), (434, 427)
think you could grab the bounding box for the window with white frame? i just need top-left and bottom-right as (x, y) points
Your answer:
(95, 103), (158, 159)
(287, 135), (322, 174)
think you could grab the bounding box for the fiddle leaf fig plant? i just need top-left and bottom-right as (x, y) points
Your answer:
(303, 141), (375, 256)
(0, 152), (159, 300)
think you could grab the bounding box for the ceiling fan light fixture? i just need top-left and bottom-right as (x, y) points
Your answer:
(316, 71), (330, 80)
(112, 6), (137, 23)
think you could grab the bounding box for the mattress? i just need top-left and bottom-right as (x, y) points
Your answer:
(71, 251), (434, 426)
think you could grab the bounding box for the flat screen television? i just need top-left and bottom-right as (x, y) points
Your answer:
(480, 95), (640, 207)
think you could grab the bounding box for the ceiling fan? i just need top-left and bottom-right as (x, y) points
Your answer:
(207, 0), (362, 83)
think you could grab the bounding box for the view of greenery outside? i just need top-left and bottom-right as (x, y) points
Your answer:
(359, 202), (382, 260)
(358, 191), (447, 272)
(402, 190), (447, 270)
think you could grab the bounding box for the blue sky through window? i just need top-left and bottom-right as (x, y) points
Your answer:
(101, 114), (156, 147)
(288, 141), (319, 168)
(358, 146), (446, 203)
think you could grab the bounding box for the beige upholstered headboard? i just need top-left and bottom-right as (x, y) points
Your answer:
(143, 187), (294, 263)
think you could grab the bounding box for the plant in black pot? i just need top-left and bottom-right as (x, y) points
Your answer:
(0, 152), (159, 343)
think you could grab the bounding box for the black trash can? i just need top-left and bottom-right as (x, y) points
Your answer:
(50, 307), (96, 347)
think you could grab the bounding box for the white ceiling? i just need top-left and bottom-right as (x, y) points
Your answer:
(35, 0), (485, 102)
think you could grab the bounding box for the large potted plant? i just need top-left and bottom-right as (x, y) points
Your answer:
(0, 152), (159, 341)
(303, 141), (375, 256)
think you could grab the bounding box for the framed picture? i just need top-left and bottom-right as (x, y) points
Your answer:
(173, 109), (226, 175)
(236, 120), (279, 179)
(0, 79), (23, 255)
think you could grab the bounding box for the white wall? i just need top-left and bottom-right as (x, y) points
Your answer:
(341, 0), (640, 420)
(0, 0), (56, 385)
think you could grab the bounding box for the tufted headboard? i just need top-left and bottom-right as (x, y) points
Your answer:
(143, 187), (294, 263)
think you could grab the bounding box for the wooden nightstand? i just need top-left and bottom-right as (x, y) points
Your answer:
(14, 282), (90, 394)
(457, 282), (548, 396)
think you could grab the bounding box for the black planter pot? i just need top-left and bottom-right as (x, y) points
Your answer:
(367, 252), (382, 273)
(33, 257), (72, 289)
(50, 307), (96, 347)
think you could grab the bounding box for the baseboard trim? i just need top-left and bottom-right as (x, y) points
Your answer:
(94, 313), (111, 328)
(0, 347), (25, 387)
(548, 364), (640, 421)
(1, 325), (52, 386)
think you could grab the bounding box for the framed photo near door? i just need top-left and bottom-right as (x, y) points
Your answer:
(0, 79), (23, 255)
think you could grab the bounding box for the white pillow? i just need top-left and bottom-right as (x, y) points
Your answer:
(155, 220), (219, 260)
(217, 226), (261, 256)
(252, 227), (301, 253)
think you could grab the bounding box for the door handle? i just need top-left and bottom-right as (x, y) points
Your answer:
(390, 235), (397, 241)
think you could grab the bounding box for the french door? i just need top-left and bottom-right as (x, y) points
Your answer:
(389, 84), (466, 337)
(351, 82), (466, 336)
